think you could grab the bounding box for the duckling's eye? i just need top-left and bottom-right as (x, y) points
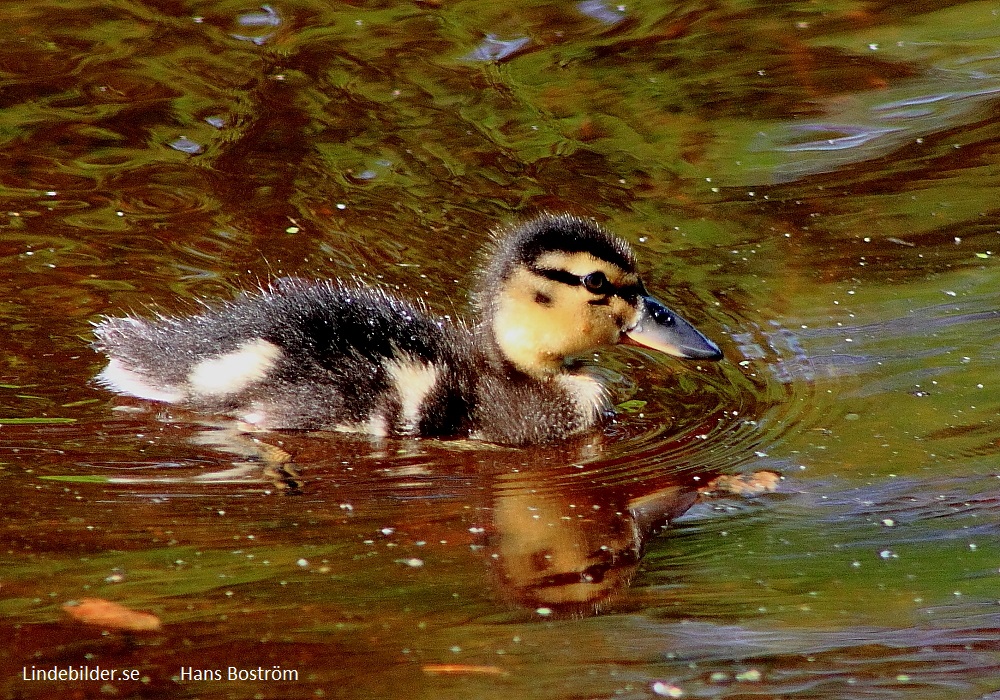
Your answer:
(582, 271), (610, 295)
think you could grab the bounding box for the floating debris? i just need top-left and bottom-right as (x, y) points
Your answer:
(700, 471), (781, 497)
(237, 4), (281, 27)
(422, 664), (507, 676)
(63, 598), (161, 632)
(168, 136), (204, 154)
(578, 0), (628, 25)
(231, 4), (282, 44)
(652, 681), (684, 697)
(0, 417), (77, 425)
(465, 34), (530, 62)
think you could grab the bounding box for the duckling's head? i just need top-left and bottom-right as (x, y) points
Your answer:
(474, 214), (723, 376)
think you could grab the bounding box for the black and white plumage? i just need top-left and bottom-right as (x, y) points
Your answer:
(93, 214), (723, 445)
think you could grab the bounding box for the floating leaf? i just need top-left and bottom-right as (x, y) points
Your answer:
(616, 400), (647, 413)
(701, 471), (782, 497)
(63, 598), (161, 632)
(41, 475), (110, 483)
(0, 417), (77, 425)
(422, 664), (507, 676)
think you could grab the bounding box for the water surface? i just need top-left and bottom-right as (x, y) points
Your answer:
(2, 1), (999, 698)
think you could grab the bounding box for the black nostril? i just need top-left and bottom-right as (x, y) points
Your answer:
(650, 304), (675, 326)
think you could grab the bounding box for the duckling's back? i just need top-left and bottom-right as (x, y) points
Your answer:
(93, 278), (473, 435)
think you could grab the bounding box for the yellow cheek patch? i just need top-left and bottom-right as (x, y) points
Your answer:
(491, 266), (641, 375)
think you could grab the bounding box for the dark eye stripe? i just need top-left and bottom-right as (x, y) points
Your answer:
(531, 266), (644, 301)
(533, 267), (584, 287)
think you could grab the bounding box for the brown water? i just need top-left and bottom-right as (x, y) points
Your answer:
(2, 1), (1000, 698)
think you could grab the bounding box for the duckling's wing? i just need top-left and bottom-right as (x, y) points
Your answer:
(93, 278), (472, 433)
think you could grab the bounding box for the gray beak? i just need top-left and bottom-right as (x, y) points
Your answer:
(622, 295), (723, 361)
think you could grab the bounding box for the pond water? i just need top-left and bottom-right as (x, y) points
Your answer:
(2, 0), (1000, 698)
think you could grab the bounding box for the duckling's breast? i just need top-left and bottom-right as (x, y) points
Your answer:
(469, 366), (611, 445)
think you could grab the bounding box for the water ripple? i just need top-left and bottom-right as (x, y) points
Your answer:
(464, 35), (531, 62)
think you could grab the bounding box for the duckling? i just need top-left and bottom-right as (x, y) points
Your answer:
(92, 214), (722, 445)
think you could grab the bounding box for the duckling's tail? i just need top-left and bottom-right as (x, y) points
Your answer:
(92, 317), (187, 403)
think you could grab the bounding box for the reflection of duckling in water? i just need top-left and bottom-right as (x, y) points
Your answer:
(92, 214), (722, 445)
(490, 470), (781, 615)
(91, 419), (779, 617)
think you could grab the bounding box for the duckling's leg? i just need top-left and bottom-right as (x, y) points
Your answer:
(187, 424), (301, 493)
